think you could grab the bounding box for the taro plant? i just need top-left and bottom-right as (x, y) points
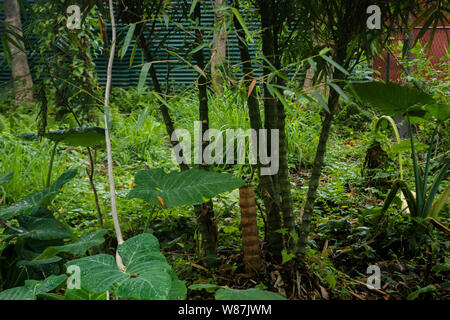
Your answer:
(0, 170), (78, 290)
(0, 170), (112, 299)
(61, 168), (244, 300)
(351, 82), (450, 234)
(127, 168), (245, 263)
(17, 127), (105, 227)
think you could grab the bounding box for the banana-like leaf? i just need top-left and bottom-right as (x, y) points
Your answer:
(65, 234), (186, 300)
(127, 169), (245, 208)
(0, 169), (77, 220)
(215, 288), (286, 300)
(35, 229), (108, 260)
(0, 274), (67, 300)
(350, 82), (435, 116)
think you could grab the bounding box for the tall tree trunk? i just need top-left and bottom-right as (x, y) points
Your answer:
(277, 98), (295, 250)
(211, 0), (227, 93)
(258, 0), (283, 262)
(4, 0), (33, 105)
(192, 2), (218, 262)
(297, 65), (344, 254)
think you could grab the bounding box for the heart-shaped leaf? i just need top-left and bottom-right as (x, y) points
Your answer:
(350, 82), (435, 116)
(127, 169), (245, 208)
(65, 233), (184, 300)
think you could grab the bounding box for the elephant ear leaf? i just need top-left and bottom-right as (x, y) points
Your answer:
(350, 82), (435, 116)
(45, 127), (105, 147)
(126, 168), (245, 208)
(65, 234), (181, 300)
(0, 274), (67, 300)
(424, 103), (450, 122)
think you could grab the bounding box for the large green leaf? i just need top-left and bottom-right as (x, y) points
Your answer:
(64, 288), (108, 300)
(14, 209), (71, 241)
(350, 82), (435, 116)
(215, 288), (287, 300)
(425, 103), (450, 121)
(36, 229), (108, 260)
(65, 233), (183, 300)
(389, 139), (429, 155)
(0, 169), (77, 220)
(0, 274), (67, 300)
(45, 127), (105, 147)
(127, 169), (245, 208)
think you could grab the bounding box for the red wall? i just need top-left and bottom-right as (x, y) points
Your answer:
(373, 21), (449, 83)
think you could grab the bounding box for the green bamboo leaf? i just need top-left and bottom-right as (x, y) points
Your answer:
(231, 7), (254, 43)
(307, 58), (316, 72)
(312, 91), (329, 113)
(138, 62), (153, 94)
(189, 0), (199, 16)
(320, 54), (349, 75)
(120, 23), (136, 59)
(328, 82), (349, 102)
(135, 107), (149, 134)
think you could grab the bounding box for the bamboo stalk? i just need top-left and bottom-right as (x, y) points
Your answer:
(239, 184), (262, 274)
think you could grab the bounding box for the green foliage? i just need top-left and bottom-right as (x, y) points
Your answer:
(64, 287), (108, 300)
(36, 230), (108, 260)
(350, 82), (435, 116)
(215, 288), (286, 300)
(0, 171), (14, 185)
(65, 233), (186, 300)
(351, 82), (449, 232)
(45, 127), (105, 147)
(0, 274), (67, 300)
(127, 168), (245, 208)
(0, 169), (77, 220)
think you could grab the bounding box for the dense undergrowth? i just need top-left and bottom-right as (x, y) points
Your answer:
(1, 84), (448, 300)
